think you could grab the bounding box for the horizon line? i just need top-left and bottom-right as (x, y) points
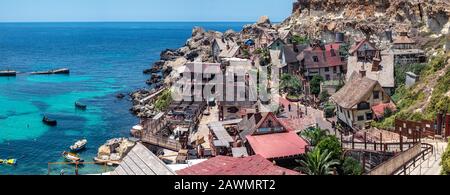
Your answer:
(0, 20), (281, 23)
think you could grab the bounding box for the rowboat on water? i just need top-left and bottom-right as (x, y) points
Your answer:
(75, 102), (87, 110)
(70, 139), (87, 152)
(0, 70), (16, 77)
(62, 151), (84, 163)
(0, 159), (17, 166)
(42, 116), (57, 126)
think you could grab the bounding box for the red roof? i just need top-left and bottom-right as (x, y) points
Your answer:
(176, 155), (301, 175)
(246, 132), (308, 159)
(372, 103), (397, 118)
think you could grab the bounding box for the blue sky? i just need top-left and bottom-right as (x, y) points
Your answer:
(0, 0), (293, 22)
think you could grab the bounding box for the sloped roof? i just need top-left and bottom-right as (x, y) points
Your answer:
(349, 39), (377, 55)
(246, 132), (308, 159)
(372, 102), (397, 118)
(301, 43), (345, 69)
(393, 34), (416, 44)
(239, 112), (293, 142)
(331, 72), (379, 109)
(110, 143), (176, 175)
(176, 155), (301, 175)
(214, 38), (240, 58)
(282, 44), (308, 64)
(346, 53), (395, 88)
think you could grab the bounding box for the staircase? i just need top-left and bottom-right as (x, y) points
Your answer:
(409, 141), (447, 175)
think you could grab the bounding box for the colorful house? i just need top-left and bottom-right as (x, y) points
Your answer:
(239, 112), (309, 160)
(331, 72), (396, 130)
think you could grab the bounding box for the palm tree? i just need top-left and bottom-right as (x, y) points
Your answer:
(301, 127), (329, 146)
(295, 148), (340, 175)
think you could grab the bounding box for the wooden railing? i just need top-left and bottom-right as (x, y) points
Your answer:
(141, 133), (182, 151)
(366, 143), (434, 175)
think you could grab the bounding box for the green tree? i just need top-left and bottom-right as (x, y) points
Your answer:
(441, 141), (450, 175)
(280, 74), (302, 96)
(295, 148), (340, 175)
(319, 90), (331, 102)
(316, 135), (342, 160)
(154, 89), (172, 111)
(342, 157), (363, 175)
(310, 75), (324, 96)
(291, 35), (310, 45)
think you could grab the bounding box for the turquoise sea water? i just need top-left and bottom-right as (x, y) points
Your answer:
(0, 22), (247, 175)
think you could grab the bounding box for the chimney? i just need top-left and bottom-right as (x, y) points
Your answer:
(359, 64), (366, 78)
(372, 51), (381, 71)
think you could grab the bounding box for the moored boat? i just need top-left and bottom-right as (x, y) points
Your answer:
(42, 116), (57, 126)
(75, 102), (87, 110)
(0, 70), (16, 77)
(70, 139), (87, 152)
(31, 68), (70, 75)
(62, 151), (84, 163)
(0, 159), (17, 166)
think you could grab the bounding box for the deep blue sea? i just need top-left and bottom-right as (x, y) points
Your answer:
(0, 22), (247, 175)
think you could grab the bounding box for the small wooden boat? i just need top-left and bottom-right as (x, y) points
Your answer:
(75, 102), (87, 110)
(31, 68), (70, 75)
(70, 139), (87, 152)
(0, 70), (16, 77)
(0, 159), (17, 166)
(42, 116), (57, 126)
(62, 151), (84, 163)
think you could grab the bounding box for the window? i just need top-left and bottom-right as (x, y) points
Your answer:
(325, 75), (330, 81)
(325, 67), (330, 72)
(366, 113), (373, 120)
(357, 102), (370, 110)
(357, 115), (365, 121)
(333, 66), (337, 73)
(347, 111), (351, 118)
(313, 56), (319, 62)
(373, 91), (380, 99)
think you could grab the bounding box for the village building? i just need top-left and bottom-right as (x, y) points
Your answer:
(387, 30), (426, 65)
(177, 62), (222, 101)
(347, 40), (395, 94)
(279, 44), (308, 75)
(298, 41), (346, 81)
(267, 38), (286, 50)
(176, 155), (301, 175)
(331, 72), (396, 130)
(238, 112), (309, 160)
(278, 29), (293, 44)
(349, 39), (378, 62)
(207, 119), (248, 157)
(212, 37), (241, 63)
(218, 58), (259, 121)
(346, 51), (395, 94)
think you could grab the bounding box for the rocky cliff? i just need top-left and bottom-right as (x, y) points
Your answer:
(286, 0), (450, 50)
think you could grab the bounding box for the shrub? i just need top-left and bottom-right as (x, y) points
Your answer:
(316, 135), (342, 160)
(342, 157), (363, 175)
(441, 142), (450, 175)
(154, 89), (172, 111)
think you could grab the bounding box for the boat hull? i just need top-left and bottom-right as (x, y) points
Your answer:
(0, 71), (17, 77)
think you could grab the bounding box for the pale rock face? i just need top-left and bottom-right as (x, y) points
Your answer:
(257, 15), (271, 26)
